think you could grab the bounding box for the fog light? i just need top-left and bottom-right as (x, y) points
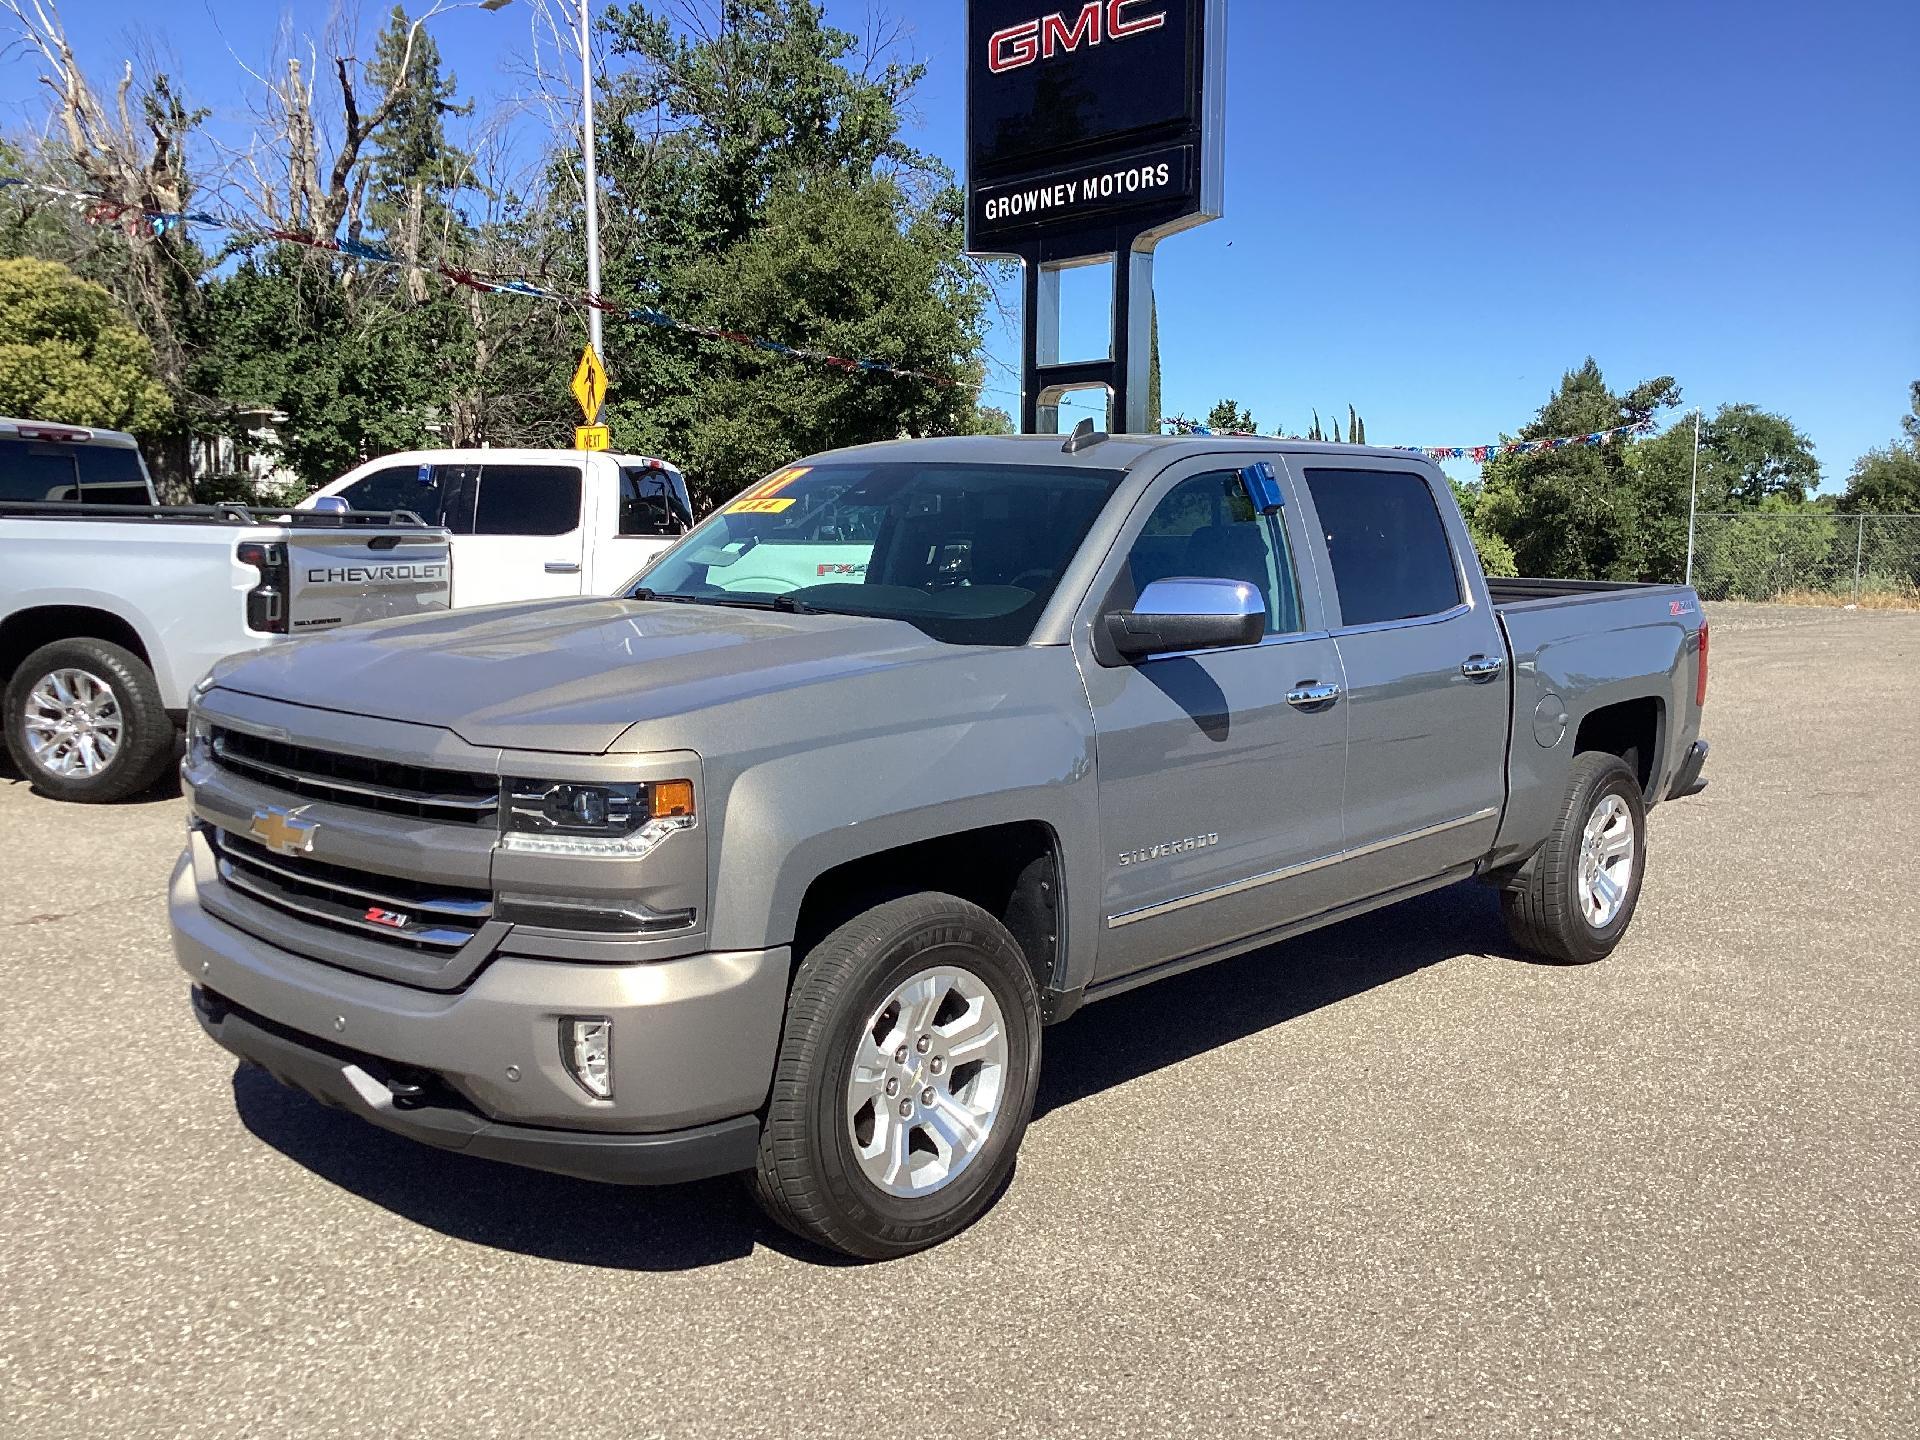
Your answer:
(561, 1017), (614, 1100)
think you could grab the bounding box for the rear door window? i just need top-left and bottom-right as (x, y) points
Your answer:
(76, 444), (154, 505)
(472, 465), (582, 536)
(0, 439), (81, 502)
(337, 463), (443, 522)
(618, 466), (693, 536)
(1302, 468), (1462, 626)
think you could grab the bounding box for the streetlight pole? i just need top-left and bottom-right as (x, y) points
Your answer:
(484, 0), (603, 418)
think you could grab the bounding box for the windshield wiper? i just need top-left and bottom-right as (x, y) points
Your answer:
(631, 587), (817, 615)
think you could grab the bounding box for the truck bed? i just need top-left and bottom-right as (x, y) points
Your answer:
(1487, 576), (1693, 610)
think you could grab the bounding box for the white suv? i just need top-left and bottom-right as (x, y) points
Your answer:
(309, 449), (693, 608)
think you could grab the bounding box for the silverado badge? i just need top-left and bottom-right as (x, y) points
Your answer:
(249, 804), (318, 857)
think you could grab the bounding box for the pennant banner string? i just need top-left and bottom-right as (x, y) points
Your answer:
(0, 176), (956, 387)
(1160, 412), (1657, 461)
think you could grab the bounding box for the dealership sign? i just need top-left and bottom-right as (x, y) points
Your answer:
(966, 0), (1223, 255)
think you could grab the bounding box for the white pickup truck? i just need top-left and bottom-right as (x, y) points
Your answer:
(2, 419), (453, 802)
(307, 449), (693, 608)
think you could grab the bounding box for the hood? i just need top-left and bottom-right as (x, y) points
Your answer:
(206, 597), (953, 753)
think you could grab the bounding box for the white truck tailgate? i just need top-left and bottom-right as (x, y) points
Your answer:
(287, 531), (453, 632)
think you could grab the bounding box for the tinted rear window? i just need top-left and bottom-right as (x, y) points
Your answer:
(76, 444), (153, 504)
(473, 465), (582, 536)
(0, 438), (81, 502)
(1303, 468), (1462, 626)
(338, 463), (443, 523)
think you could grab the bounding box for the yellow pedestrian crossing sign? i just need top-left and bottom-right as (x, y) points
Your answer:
(571, 345), (608, 422)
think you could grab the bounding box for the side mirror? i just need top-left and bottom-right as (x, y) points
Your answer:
(1105, 577), (1264, 660)
(311, 495), (350, 515)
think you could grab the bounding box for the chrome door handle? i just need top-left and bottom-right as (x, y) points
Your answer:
(545, 561), (582, 574)
(1460, 655), (1505, 680)
(1286, 682), (1342, 710)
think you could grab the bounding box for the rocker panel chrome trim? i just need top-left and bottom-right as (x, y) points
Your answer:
(1106, 807), (1500, 928)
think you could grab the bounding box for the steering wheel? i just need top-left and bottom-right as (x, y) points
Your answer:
(1008, 568), (1054, 592)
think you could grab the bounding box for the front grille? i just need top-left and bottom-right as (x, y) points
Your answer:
(211, 828), (492, 952)
(210, 727), (499, 824)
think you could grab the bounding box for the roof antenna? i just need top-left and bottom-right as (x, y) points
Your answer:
(1061, 416), (1107, 454)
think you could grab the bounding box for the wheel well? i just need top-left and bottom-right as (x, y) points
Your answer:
(0, 606), (150, 689)
(793, 822), (1064, 1002)
(1574, 697), (1662, 795)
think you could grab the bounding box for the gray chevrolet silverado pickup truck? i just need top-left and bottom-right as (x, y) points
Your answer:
(173, 433), (1710, 1258)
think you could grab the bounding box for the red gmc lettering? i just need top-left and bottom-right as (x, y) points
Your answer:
(988, 2), (1167, 74)
(1107, 0), (1167, 39)
(1040, 3), (1101, 58)
(989, 19), (1041, 72)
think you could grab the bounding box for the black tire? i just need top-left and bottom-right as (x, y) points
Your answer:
(1501, 752), (1648, 964)
(3, 638), (175, 803)
(751, 892), (1043, 1260)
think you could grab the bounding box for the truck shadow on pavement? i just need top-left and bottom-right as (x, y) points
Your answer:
(233, 881), (1517, 1271)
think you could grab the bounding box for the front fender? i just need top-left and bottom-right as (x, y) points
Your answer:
(695, 649), (1102, 993)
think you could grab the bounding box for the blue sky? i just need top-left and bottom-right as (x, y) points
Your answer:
(6, 0), (1917, 486)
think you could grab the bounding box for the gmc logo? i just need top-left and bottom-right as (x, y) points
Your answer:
(989, 0), (1167, 74)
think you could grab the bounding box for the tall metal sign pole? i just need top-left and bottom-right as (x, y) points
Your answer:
(579, 0), (605, 411)
(964, 0), (1227, 435)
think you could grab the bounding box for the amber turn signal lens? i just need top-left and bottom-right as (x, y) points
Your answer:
(651, 779), (695, 818)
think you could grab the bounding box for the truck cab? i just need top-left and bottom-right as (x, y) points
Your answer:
(309, 448), (693, 607)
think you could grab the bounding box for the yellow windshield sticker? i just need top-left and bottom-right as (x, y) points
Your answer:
(728, 497), (798, 514)
(726, 466), (813, 511)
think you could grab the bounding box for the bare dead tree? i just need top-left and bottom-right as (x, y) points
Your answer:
(4, 0), (213, 493)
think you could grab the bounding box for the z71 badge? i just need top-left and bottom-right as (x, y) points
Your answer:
(1117, 833), (1219, 867)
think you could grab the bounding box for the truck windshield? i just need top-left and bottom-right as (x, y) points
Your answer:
(628, 461), (1124, 645)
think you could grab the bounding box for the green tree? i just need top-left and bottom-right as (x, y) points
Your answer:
(969, 405), (1014, 436)
(591, 1), (988, 501)
(1840, 382), (1920, 514)
(194, 246), (454, 486)
(1205, 398), (1257, 433)
(1477, 358), (1682, 579)
(658, 173), (986, 502)
(0, 257), (172, 432)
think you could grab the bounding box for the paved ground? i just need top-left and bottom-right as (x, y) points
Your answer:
(1, 603), (1915, 1438)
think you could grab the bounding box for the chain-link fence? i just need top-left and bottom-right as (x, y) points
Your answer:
(1687, 512), (1920, 605)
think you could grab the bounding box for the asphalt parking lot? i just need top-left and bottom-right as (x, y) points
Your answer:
(1, 602), (1915, 1438)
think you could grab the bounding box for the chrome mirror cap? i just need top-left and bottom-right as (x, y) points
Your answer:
(1106, 576), (1265, 660)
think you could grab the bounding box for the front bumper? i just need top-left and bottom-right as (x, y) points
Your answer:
(191, 987), (761, 1185)
(172, 853), (786, 1180)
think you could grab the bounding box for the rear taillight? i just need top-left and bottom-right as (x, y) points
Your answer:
(238, 541), (289, 634)
(1695, 620), (1709, 708)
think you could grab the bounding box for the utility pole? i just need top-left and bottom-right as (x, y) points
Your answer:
(1684, 407), (1703, 587)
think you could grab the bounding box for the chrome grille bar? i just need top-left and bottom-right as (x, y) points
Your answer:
(217, 832), (491, 920)
(211, 830), (489, 951)
(208, 728), (499, 824)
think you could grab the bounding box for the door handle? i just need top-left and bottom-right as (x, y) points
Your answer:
(1460, 655), (1506, 680)
(1286, 682), (1342, 710)
(545, 561), (582, 574)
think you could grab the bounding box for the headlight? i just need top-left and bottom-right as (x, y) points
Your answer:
(500, 778), (696, 858)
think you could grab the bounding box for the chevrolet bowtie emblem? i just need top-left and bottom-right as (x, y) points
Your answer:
(248, 804), (318, 856)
